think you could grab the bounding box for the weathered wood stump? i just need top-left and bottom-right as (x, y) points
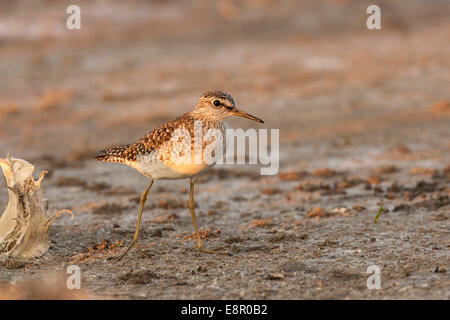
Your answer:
(0, 154), (71, 259)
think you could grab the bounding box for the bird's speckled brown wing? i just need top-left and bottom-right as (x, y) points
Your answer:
(95, 113), (195, 164)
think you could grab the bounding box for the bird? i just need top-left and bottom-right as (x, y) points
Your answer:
(95, 91), (264, 260)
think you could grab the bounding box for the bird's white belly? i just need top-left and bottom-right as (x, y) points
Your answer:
(135, 153), (214, 180)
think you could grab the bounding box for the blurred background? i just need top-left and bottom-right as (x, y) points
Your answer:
(0, 0), (449, 166)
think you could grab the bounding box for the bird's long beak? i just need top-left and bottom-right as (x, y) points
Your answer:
(232, 107), (264, 123)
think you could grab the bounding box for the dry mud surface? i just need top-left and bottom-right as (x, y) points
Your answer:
(0, 0), (449, 299)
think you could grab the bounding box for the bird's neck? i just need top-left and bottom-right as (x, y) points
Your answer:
(185, 109), (225, 127)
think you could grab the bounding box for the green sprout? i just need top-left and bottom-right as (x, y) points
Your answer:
(373, 206), (383, 223)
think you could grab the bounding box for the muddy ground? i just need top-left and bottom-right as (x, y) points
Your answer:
(0, 0), (449, 299)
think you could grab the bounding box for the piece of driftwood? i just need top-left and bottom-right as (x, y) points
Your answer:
(0, 154), (72, 259)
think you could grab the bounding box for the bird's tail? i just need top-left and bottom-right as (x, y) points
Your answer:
(94, 153), (125, 163)
(94, 145), (131, 164)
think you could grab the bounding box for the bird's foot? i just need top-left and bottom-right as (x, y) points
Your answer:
(117, 239), (149, 261)
(192, 243), (230, 256)
(134, 242), (149, 258)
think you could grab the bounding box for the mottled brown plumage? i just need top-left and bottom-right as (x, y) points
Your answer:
(96, 113), (206, 165)
(95, 91), (239, 167)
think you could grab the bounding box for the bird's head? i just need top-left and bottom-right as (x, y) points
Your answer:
(193, 91), (264, 123)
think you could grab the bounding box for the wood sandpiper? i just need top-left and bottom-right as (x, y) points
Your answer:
(95, 91), (264, 260)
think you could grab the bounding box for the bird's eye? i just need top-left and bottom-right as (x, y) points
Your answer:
(213, 100), (221, 107)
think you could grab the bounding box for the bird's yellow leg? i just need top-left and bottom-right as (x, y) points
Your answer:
(189, 177), (227, 255)
(118, 179), (154, 261)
